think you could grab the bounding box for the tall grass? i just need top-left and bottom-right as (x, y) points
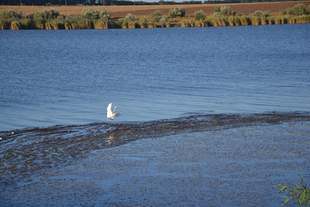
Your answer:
(0, 4), (310, 30)
(121, 13), (139, 29)
(194, 10), (206, 27)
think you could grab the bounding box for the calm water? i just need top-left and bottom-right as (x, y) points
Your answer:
(0, 25), (310, 131)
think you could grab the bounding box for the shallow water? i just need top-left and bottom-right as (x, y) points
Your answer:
(1, 112), (309, 184)
(1, 120), (310, 207)
(1, 25), (310, 131)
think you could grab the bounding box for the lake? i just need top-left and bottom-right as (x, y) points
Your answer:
(1, 25), (310, 131)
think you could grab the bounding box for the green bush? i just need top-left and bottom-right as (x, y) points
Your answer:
(32, 15), (45, 29)
(122, 13), (138, 29)
(81, 10), (111, 29)
(82, 9), (100, 20)
(0, 19), (10, 29)
(109, 18), (122, 29)
(195, 10), (206, 21)
(20, 18), (32, 29)
(169, 8), (186, 18)
(100, 11), (110, 19)
(251, 11), (270, 25)
(277, 179), (310, 207)
(85, 10), (110, 29)
(151, 11), (162, 23)
(159, 15), (170, 27)
(0, 10), (23, 30)
(138, 16), (149, 28)
(0, 10), (22, 19)
(253, 10), (271, 18)
(33, 10), (59, 20)
(283, 4), (310, 16)
(32, 10), (60, 29)
(214, 6), (236, 16)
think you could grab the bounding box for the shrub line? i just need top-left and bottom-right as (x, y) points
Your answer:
(1, 4), (310, 30)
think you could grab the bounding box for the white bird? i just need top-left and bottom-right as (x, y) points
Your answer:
(107, 103), (118, 120)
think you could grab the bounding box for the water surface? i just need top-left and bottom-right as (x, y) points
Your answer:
(1, 25), (310, 131)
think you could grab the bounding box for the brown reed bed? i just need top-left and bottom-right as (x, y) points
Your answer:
(0, 3), (310, 30)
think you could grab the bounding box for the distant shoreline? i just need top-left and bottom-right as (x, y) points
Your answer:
(1, 2), (310, 30)
(1, 18), (310, 30)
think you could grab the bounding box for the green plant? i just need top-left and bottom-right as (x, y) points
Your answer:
(45, 17), (65, 30)
(10, 20), (20, 30)
(1, 6), (310, 30)
(250, 16), (261, 26)
(253, 10), (271, 18)
(99, 11), (110, 20)
(111, 19), (122, 28)
(78, 17), (93, 29)
(277, 179), (310, 207)
(169, 8), (186, 18)
(81, 9), (111, 28)
(32, 13), (45, 29)
(239, 15), (250, 26)
(195, 10), (206, 21)
(283, 4), (310, 16)
(32, 10), (59, 29)
(266, 16), (275, 25)
(19, 18), (32, 29)
(82, 9), (100, 20)
(122, 13), (138, 29)
(0, 10), (22, 19)
(138, 16), (149, 28)
(213, 6), (236, 16)
(33, 10), (59, 20)
(227, 16), (241, 26)
(0, 19), (9, 29)
(151, 11), (162, 23)
(159, 15), (169, 27)
(94, 19), (108, 29)
(64, 16), (92, 29)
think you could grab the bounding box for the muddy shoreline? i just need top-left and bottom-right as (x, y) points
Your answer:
(1, 112), (310, 185)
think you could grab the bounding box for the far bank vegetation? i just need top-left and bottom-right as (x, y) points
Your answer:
(1, 3), (310, 30)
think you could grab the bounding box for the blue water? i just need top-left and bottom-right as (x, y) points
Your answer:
(0, 25), (310, 131)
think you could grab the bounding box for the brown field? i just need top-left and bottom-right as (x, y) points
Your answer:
(1, 1), (310, 17)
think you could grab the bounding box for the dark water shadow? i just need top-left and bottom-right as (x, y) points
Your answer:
(1, 111), (310, 185)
